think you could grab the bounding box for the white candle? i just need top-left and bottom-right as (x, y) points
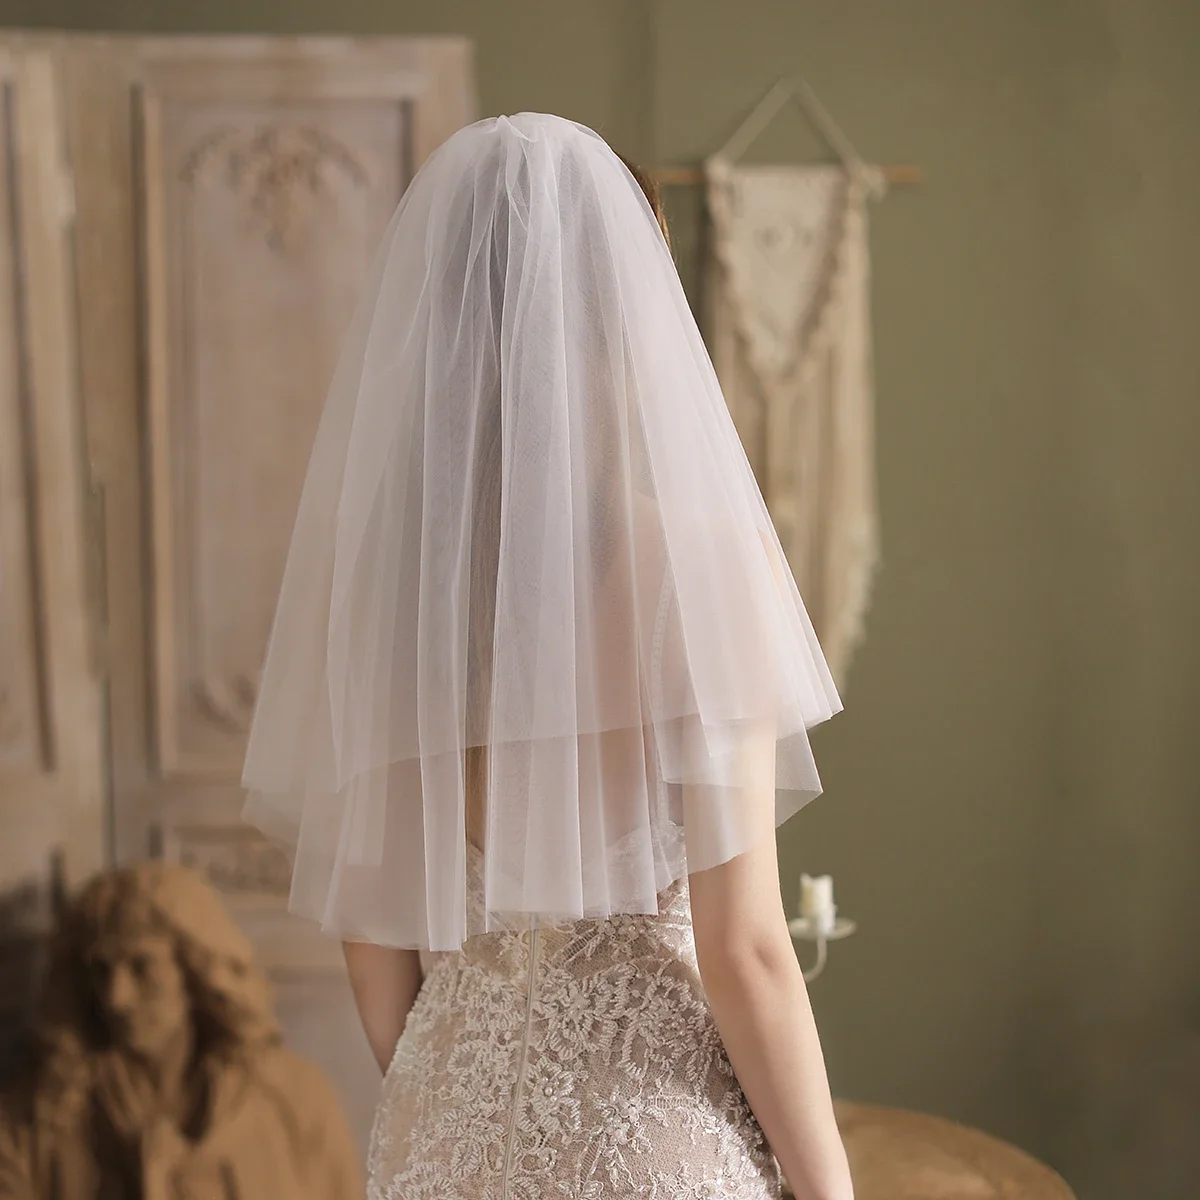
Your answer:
(800, 873), (836, 934)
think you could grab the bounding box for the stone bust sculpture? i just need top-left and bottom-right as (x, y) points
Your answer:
(0, 863), (362, 1199)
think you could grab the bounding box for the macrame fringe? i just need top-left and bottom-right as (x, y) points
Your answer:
(705, 161), (882, 688)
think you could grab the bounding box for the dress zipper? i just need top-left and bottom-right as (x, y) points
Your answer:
(500, 926), (539, 1199)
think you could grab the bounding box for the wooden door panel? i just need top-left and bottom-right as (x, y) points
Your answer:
(61, 36), (473, 873)
(0, 42), (105, 1069)
(0, 44), (104, 886)
(0, 73), (48, 777)
(139, 86), (414, 780)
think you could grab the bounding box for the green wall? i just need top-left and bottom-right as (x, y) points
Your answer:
(654, 0), (1065, 1164)
(1039, 3), (1200, 1197)
(7, 3), (1196, 1196)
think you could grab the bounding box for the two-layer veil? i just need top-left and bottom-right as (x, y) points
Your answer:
(242, 114), (841, 950)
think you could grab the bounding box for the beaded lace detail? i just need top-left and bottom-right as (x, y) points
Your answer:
(367, 845), (780, 1199)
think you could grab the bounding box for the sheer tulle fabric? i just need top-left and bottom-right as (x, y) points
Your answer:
(242, 114), (841, 951)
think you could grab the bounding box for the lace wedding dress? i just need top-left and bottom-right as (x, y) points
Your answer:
(367, 843), (782, 1200)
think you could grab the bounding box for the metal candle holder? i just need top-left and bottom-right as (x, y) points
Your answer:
(788, 910), (856, 983)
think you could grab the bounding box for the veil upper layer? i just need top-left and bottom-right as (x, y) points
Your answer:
(242, 113), (841, 950)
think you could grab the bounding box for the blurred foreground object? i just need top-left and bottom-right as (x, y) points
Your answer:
(785, 1102), (1076, 1199)
(0, 863), (362, 1199)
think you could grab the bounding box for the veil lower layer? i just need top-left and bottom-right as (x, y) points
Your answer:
(242, 114), (841, 950)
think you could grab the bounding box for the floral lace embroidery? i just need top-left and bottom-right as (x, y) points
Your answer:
(367, 852), (780, 1200)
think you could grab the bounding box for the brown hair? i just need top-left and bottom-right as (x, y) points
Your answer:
(618, 154), (670, 247)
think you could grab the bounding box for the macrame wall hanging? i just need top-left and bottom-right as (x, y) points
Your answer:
(683, 77), (907, 689)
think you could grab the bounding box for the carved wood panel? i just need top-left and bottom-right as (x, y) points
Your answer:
(60, 39), (471, 979)
(161, 823), (292, 902)
(0, 79), (48, 772)
(139, 90), (413, 779)
(0, 44), (106, 1076)
(0, 42), (104, 891)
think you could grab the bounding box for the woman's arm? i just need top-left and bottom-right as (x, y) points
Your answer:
(342, 943), (424, 1073)
(690, 840), (852, 1200)
(687, 724), (852, 1200)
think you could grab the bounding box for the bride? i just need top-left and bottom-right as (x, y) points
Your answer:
(242, 112), (854, 1200)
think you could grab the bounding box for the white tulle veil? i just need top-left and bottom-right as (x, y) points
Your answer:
(242, 113), (841, 950)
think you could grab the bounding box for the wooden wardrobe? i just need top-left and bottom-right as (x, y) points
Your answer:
(0, 32), (474, 1151)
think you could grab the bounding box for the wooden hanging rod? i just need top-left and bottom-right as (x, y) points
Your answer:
(653, 163), (922, 187)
